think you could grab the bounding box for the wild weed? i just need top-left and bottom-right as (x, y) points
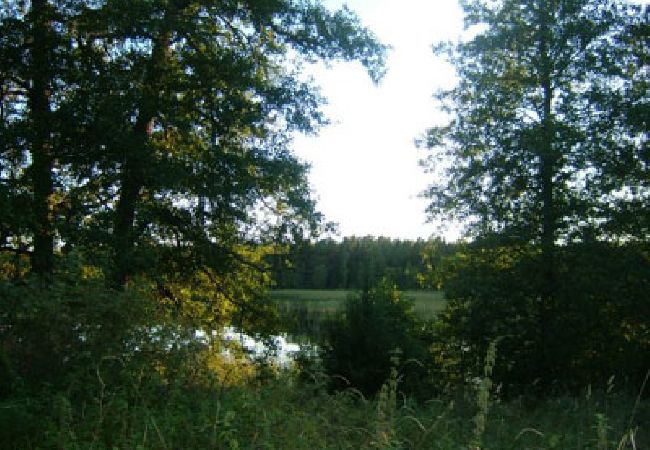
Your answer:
(373, 351), (401, 448)
(470, 338), (499, 449)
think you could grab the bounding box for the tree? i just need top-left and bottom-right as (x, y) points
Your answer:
(0, 1), (389, 410)
(0, 1), (82, 276)
(422, 0), (648, 387)
(88, 0), (387, 288)
(423, 0), (648, 247)
(1, 1), (387, 289)
(322, 281), (432, 397)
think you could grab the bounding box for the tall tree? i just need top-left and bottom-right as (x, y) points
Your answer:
(422, 0), (648, 380)
(424, 0), (648, 244)
(67, 0), (388, 288)
(26, 0), (55, 275)
(1, 1), (85, 276)
(2, 1), (387, 287)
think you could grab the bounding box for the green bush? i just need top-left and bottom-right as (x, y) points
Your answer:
(429, 241), (650, 395)
(0, 268), (647, 448)
(0, 267), (233, 404)
(321, 280), (433, 398)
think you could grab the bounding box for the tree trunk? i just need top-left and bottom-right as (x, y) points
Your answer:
(29, 0), (55, 277)
(110, 32), (171, 288)
(537, 1), (558, 387)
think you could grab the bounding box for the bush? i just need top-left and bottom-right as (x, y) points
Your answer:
(429, 241), (650, 395)
(321, 280), (433, 398)
(0, 277), (161, 392)
(0, 265), (265, 447)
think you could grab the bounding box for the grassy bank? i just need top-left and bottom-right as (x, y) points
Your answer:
(271, 289), (446, 318)
(2, 283), (647, 449)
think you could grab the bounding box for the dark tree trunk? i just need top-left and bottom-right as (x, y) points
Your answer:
(111, 130), (147, 288)
(537, 1), (558, 387)
(29, 0), (55, 277)
(110, 32), (171, 288)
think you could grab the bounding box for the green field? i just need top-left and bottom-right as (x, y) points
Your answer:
(270, 289), (446, 318)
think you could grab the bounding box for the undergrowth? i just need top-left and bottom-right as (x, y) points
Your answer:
(1, 363), (647, 449)
(1, 276), (647, 449)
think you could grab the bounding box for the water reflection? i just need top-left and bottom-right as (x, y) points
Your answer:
(221, 326), (303, 367)
(194, 307), (328, 367)
(275, 303), (337, 343)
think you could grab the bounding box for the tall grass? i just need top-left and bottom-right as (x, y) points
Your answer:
(3, 362), (647, 449)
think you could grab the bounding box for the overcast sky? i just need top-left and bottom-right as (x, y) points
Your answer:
(292, 0), (464, 241)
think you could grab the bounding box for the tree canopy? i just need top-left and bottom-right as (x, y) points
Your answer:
(423, 0), (649, 244)
(421, 0), (649, 391)
(0, 0), (387, 290)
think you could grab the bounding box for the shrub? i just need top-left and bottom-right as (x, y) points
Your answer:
(428, 240), (650, 395)
(321, 280), (433, 398)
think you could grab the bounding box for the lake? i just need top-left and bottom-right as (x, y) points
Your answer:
(261, 289), (447, 361)
(214, 290), (446, 366)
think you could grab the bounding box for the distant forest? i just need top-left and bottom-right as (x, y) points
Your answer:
(268, 237), (453, 290)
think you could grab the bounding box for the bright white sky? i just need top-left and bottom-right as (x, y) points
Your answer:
(292, 0), (465, 241)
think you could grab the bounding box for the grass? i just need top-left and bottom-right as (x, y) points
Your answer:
(271, 289), (446, 318)
(5, 281), (644, 449)
(270, 289), (446, 341)
(3, 369), (647, 449)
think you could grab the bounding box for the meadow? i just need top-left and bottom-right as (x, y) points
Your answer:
(270, 289), (446, 318)
(269, 289), (445, 342)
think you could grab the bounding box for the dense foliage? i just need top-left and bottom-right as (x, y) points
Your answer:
(0, 0), (648, 447)
(423, 0), (648, 243)
(421, 0), (650, 393)
(0, 0), (387, 329)
(421, 240), (650, 396)
(0, 0), (387, 286)
(321, 281), (433, 398)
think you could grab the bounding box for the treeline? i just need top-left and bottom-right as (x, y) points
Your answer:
(269, 236), (453, 290)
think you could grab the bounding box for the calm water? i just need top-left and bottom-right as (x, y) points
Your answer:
(221, 326), (304, 366)
(219, 290), (445, 366)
